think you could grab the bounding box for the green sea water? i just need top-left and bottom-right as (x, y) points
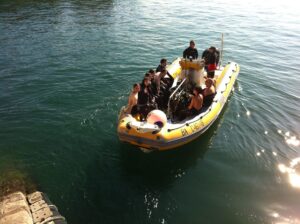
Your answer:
(0, 0), (300, 223)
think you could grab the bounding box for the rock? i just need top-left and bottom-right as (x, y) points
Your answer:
(0, 191), (33, 224)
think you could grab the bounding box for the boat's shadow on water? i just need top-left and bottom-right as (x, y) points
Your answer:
(120, 123), (220, 185)
(119, 89), (235, 186)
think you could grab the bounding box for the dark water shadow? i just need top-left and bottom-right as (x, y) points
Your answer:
(118, 100), (233, 187)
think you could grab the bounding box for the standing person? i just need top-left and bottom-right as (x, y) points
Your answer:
(125, 83), (140, 114)
(202, 46), (220, 78)
(183, 40), (198, 59)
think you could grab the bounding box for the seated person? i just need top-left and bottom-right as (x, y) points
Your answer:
(153, 69), (168, 96)
(148, 69), (155, 80)
(125, 83), (140, 115)
(137, 77), (155, 120)
(156, 59), (174, 87)
(147, 69), (157, 95)
(188, 86), (203, 116)
(183, 40), (198, 60)
(204, 76), (216, 87)
(144, 72), (150, 78)
(156, 58), (167, 72)
(202, 78), (216, 107)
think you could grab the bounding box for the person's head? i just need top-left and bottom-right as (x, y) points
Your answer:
(205, 78), (213, 87)
(148, 69), (155, 79)
(160, 58), (167, 67)
(209, 46), (216, 53)
(133, 83), (140, 92)
(190, 40), (195, 49)
(143, 77), (151, 86)
(193, 86), (202, 95)
(148, 69), (155, 75)
(144, 72), (150, 78)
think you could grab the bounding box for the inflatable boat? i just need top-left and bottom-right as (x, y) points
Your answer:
(118, 58), (240, 151)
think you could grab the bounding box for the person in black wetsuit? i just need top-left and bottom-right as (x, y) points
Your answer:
(202, 46), (220, 78)
(156, 58), (167, 72)
(183, 40), (198, 59)
(147, 69), (157, 96)
(202, 78), (216, 108)
(155, 59), (174, 89)
(137, 77), (155, 120)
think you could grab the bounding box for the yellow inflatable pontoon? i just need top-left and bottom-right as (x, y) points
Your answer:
(118, 58), (240, 151)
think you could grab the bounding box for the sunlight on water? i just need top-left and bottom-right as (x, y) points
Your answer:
(269, 211), (300, 224)
(277, 130), (300, 147)
(256, 152), (261, 156)
(278, 157), (300, 189)
(144, 192), (159, 218)
(286, 136), (300, 147)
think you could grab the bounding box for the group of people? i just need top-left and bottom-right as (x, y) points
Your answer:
(182, 40), (218, 116)
(183, 40), (220, 78)
(125, 40), (219, 120)
(125, 59), (174, 120)
(188, 77), (216, 116)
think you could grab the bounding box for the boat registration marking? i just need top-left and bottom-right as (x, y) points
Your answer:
(181, 120), (205, 137)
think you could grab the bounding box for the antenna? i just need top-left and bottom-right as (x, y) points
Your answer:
(220, 33), (224, 67)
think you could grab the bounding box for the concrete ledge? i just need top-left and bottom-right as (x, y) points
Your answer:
(0, 191), (33, 224)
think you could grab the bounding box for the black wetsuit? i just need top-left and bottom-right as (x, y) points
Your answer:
(155, 64), (174, 89)
(138, 84), (153, 105)
(189, 108), (201, 116)
(203, 93), (216, 108)
(137, 84), (155, 119)
(183, 47), (198, 59)
(202, 49), (220, 65)
(150, 81), (158, 96)
(156, 64), (164, 73)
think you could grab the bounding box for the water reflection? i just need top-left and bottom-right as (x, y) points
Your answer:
(278, 130), (300, 147)
(278, 157), (300, 189)
(266, 207), (300, 224)
(286, 136), (300, 147)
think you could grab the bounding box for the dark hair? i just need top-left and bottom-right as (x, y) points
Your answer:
(144, 72), (150, 77)
(205, 78), (213, 86)
(142, 77), (150, 83)
(133, 83), (139, 88)
(194, 86), (202, 94)
(160, 58), (167, 64)
(190, 40), (195, 45)
(148, 69), (155, 74)
(209, 46), (216, 51)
